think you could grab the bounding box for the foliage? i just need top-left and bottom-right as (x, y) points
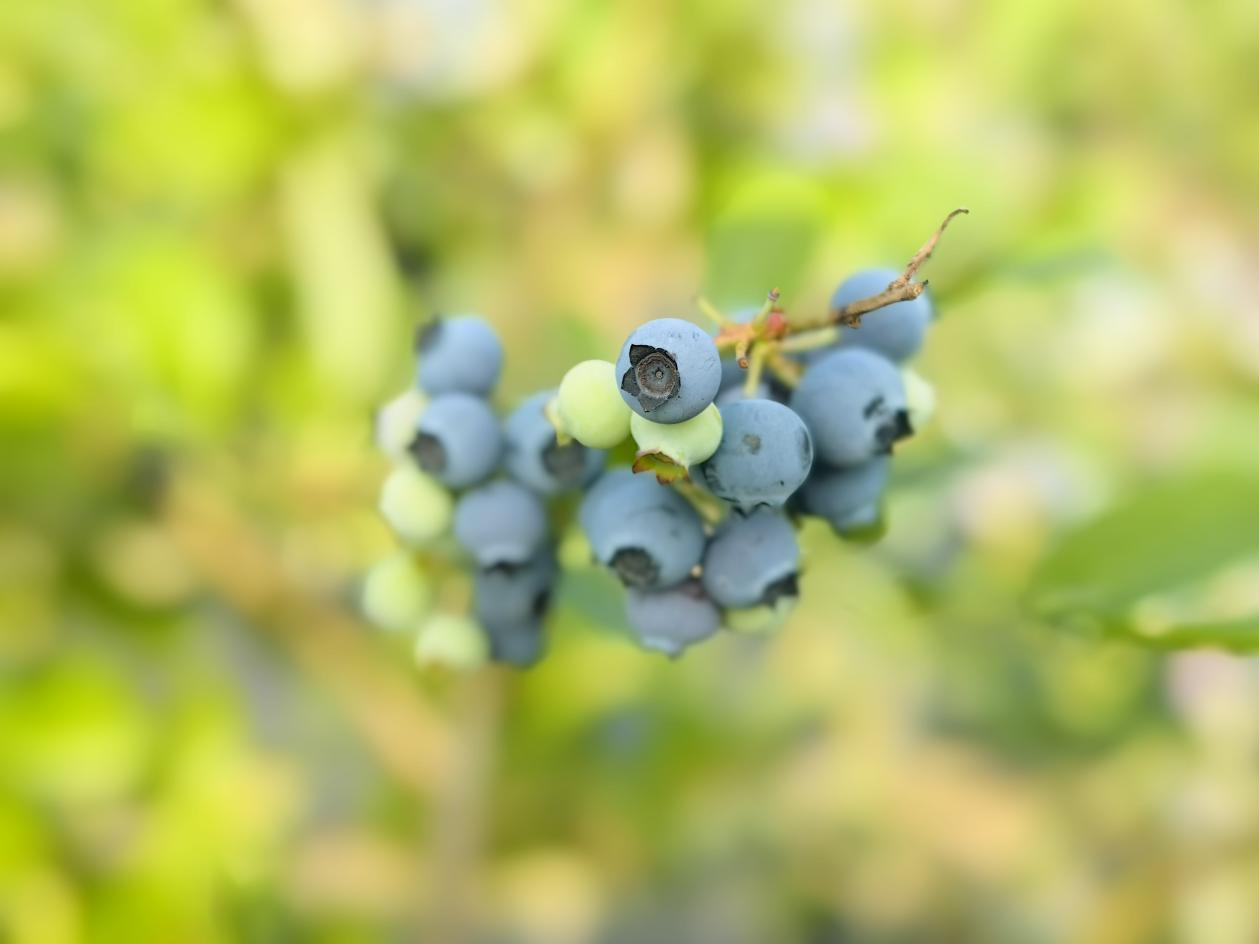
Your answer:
(2, 0), (1259, 940)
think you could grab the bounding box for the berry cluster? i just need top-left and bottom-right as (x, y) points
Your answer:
(364, 208), (963, 667)
(363, 259), (942, 669)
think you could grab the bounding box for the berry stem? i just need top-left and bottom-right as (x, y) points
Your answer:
(777, 326), (840, 354)
(543, 396), (573, 446)
(765, 351), (802, 388)
(695, 295), (733, 328)
(710, 209), (966, 377)
(673, 480), (727, 526)
(742, 343), (768, 397)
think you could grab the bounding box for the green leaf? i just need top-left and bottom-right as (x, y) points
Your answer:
(1030, 469), (1259, 651)
(1111, 616), (1259, 653)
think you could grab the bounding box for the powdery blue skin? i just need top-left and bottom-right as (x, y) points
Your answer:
(577, 468), (693, 538)
(831, 268), (933, 363)
(482, 618), (546, 667)
(579, 470), (705, 591)
(700, 508), (800, 609)
(615, 318), (722, 424)
(790, 348), (910, 468)
(453, 480), (549, 568)
(413, 393), (503, 489)
(474, 552), (557, 625)
(415, 315), (504, 396)
(474, 552), (556, 667)
(504, 391), (605, 496)
(799, 456), (890, 533)
(625, 581), (721, 657)
(698, 399), (814, 512)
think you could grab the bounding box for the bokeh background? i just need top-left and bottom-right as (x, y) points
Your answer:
(3, 0), (1259, 941)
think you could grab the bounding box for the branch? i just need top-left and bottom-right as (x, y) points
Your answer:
(824, 207), (968, 328)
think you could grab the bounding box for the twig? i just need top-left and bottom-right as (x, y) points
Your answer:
(804, 207), (969, 329)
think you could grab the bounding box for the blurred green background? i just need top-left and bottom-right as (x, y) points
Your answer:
(3, 0), (1259, 941)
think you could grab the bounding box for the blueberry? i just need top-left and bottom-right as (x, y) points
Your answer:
(799, 456), (889, 534)
(414, 315), (504, 396)
(557, 360), (632, 448)
(789, 348), (910, 467)
(697, 399), (813, 512)
(625, 580), (721, 657)
(504, 391), (605, 495)
(579, 470), (705, 590)
(474, 552), (556, 667)
(378, 464), (453, 545)
(453, 480), (548, 568)
(361, 552), (432, 631)
(701, 508), (800, 609)
(577, 468), (694, 537)
(615, 318), (722, 424)
(410, 393), (503, 489)
(832, 268), (932, 363)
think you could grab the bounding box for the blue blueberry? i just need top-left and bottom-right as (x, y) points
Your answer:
(504, 391), (605, 495)
(798, 456), (889, 534)
(577, 468), (694, 537)
(453, 480), (548, 568)
(789, 348), (910, 467)
(832, 268), (933, 363)
(579, 470), (705, 590)
(410, 393), (503, 489)
(474, 552), (556, 667)
(615, 318), (722, 424)
(415, 315), (504, 396)
(625, 581), (721, 657)
(701, 508), (800, 609)
(697, 399), (813, 512)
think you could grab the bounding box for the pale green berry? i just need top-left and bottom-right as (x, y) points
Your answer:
(361, 553), (432, 631)
(375, 389), (428, 461)
(379, 465), (453, 546)
(556, 360), (631, 449)
(901, 367), (936, 432)
(414, 613), (488, 671)
(630, 403), (723, 468)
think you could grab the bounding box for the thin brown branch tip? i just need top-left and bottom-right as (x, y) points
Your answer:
(830, 207), (968, 328)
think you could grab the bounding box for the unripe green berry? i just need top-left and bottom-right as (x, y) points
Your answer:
(414, 613), (489, 671)
(901, 367), (936, 432)
(557, 360), (631, 449)
(630, 403), (723, 469)
(379, 465), (453, 546)
(361, 553), (432, 630)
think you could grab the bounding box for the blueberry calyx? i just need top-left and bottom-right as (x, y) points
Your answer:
(409, 432), (447, 473)
(874, 409), (914, 452)
(541, 437), (588, 484)
(621, 344), (680, 412)
(610, 546), (660, 588)
(761, 573), (799, 607)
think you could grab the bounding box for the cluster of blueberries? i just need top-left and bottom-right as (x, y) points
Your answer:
(364, 268), (935, 668)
